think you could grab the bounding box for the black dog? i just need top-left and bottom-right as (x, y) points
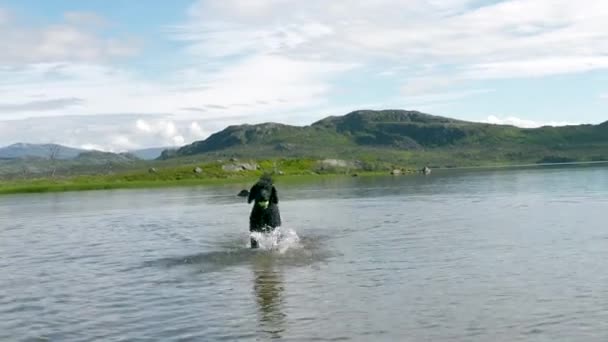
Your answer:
(247, 174), (281, 248)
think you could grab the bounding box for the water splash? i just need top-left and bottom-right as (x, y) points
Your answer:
(249, 227), (301, 253)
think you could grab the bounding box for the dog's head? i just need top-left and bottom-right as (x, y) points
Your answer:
(252, 174), (275, 207)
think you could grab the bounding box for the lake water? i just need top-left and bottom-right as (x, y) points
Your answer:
(1, 165), (608, 341)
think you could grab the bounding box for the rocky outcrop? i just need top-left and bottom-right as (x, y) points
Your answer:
(275, 143), (296, 151)
(222, 162), (259, 172)
(315, 159), (363, 171)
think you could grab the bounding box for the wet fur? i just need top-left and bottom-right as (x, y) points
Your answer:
(248, 176), (281, 233)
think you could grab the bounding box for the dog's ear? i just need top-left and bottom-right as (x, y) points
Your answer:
(270, 186), (279, 204)
(247, 184), (258, 203)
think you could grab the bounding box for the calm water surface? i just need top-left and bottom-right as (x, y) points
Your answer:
(1, 165), (608, 341)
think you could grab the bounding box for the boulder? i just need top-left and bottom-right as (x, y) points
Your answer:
(315, 159), (364, 172)
(148, 167), (157, 173)
(319, 159), (350, 168)
(275, 143), (296, 151)
(193, 167), (203, 174)
(241, 163), (259, 171)
(222, 162), (259, 172)
(390, 169), (402, 176)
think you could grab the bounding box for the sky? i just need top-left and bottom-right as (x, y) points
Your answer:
(0, 0), (606, 151)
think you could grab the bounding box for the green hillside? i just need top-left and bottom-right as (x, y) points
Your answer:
(164, 110), (608, 167)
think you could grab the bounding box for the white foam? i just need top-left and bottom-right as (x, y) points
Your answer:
(249, 227), (301, 253)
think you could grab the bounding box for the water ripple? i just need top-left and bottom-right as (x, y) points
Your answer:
(1, 167), (608, 341)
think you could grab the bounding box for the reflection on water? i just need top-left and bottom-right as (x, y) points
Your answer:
(252, 255), (286, 340)
(142, 228), (330, 273)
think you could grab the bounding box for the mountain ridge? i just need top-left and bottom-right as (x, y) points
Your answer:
(0, 143), (85, 160)
(0, 143), (170, 161)
(163, 109), (608, 161)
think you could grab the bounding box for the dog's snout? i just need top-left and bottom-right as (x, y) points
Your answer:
(259, 188), (271, 201)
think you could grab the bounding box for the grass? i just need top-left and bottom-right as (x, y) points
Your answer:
(0, 178), (250, 194)
(0, 159), (386, 195)
(0, 171), (393, 195)
(3, 154), (607, 196)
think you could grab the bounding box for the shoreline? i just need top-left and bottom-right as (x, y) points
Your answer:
(1, 160), (607, 196)
(0, 172), (386, 196)
(436, 160), (608, 171)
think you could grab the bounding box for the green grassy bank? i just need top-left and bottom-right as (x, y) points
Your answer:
(0, 159), (391, 195)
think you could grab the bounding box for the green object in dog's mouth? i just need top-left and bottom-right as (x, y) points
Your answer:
(257, 201), (269, 209)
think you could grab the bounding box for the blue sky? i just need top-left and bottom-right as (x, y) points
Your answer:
(0, 0), (606, 151)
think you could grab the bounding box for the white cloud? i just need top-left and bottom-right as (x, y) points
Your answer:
(132, 119), (190, 149)
(189, 122), (205, 138)
(464, 57), (608, 79)
(80, 143), (106, 151)
(197, 54), (356, 111)
(175, 0), (471, 61)
(172, 135), (185, 146)
(135, 119), (152, 133)
(0, 54), (353, 122)
(0, 97), (84, 113)
(161, 0), (608, 129)
(163, 121), (177, 138)
(0, 9), (138, 65)
(0, 114), (221, 152)
(111, 135), (137, 150)
(179, 0), (608, 68)
(482, 115), (579, 128)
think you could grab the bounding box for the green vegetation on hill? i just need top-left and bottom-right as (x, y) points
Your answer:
(165, 110), (608, 166)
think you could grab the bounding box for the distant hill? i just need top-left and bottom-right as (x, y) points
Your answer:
(0, 142), (170, 161)
(0, 143), (85, 160)
(163, 109), (608, 165)
(75, 151), (140, 164)
(0, 147), (144, 179)
(129, 147), (170, 160)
